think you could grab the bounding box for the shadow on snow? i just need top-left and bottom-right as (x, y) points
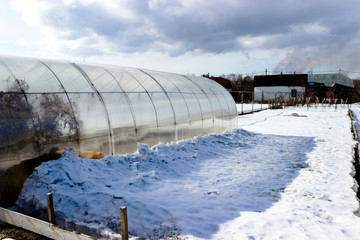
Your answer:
(16, 129), (315, 239)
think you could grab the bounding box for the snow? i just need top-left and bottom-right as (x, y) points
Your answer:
(15, 104), (360, 239)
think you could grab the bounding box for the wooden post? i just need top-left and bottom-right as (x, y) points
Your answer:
(353, 122), (358, 140)
(252, 91), (254, 112)
(46, 193), (55, 224)
(349, 110), (358, 140)
(120, 207), (128, 240)
(356, 143), (360, 166)
(241, 91), (244, 114)
(351, 117), (358, 140)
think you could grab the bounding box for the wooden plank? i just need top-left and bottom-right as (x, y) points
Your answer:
(357, 143), (360, 166)
(0, 207), (97, 240)
(349, 110), (358, 140)
(352, 121), (358, 140)
(349, 109), (353, 120)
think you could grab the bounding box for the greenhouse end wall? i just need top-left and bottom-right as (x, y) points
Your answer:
(0, 55), (238, 206)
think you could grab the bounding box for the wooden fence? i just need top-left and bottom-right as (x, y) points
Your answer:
(0, 193), (128, 240)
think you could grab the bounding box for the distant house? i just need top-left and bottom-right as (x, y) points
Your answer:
(253, 74), (307, 101)
(204, 76), (232, 90)
(308, 73), (353, 87)
(329, 83), (355, 100)
(254, 73), (354, 102)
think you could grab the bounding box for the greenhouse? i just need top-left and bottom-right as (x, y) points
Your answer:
(0, 55), (237, 206)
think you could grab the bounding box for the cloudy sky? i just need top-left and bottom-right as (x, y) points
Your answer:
(0, 0), (359, 76)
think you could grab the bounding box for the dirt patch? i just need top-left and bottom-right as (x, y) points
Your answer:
(0, 223), (50, 240)
(287, 113), (307, 117)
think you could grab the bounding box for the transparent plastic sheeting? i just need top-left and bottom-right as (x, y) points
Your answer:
(0, 55), (237, 167)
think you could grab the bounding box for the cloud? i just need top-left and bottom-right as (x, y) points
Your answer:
(10, 0), (360, 71)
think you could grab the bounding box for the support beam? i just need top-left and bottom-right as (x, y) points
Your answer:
(0, 207), (96, 240)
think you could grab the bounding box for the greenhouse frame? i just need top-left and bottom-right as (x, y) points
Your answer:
(0, 55), (237, 206)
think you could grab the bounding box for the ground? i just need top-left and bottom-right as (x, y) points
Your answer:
(0, 223), (49, 240)
(3, 104), (360, 239)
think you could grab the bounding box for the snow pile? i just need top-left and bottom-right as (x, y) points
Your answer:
(16, 105), (360, 239)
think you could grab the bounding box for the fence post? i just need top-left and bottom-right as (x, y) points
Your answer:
(241, 91), (244, 114)
(120, 207), (128, 240)
(356, 143), (360, 165)
(46, 193), (55, 224)
(358, 145), (360, 166)
(252, 91), (254, 112)
(352, 119), (358, 141)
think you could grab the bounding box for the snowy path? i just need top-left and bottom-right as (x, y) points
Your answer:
(215, 106), (359, 240)
(15, 105), (360, 239)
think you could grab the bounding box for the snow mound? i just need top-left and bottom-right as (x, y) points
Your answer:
(16, 128), (314, 239)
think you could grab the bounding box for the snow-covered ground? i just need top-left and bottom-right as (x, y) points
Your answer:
(15, 104), (360, 239)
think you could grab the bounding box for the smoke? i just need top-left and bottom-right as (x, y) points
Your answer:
(273, 46), (330, 73)
(274, 35), (360, 73)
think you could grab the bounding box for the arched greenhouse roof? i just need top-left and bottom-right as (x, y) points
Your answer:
(0, 55), (237, 206)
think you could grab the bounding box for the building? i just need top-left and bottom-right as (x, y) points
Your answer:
(0, 55), (238, 206)
(308, 73), (353, 87)
(254, 74), (307, 101)
(254, 73), (354, 101)
(203, 75), (232, 90)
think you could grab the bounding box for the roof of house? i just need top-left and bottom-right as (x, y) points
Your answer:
(206, 76), (232, 89)
(254, 74), (307, 87)
(308, 73), (353, 87)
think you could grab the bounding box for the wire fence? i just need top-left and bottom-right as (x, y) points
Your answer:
(225, 70), (360, 115)
(231, 91), (270, 115)
(231, 90), (352, 115)
(232, 70), (360, 80)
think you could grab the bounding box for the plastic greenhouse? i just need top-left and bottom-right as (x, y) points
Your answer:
(0, 55), (237, 206)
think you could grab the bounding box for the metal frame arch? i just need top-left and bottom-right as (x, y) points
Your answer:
(222, 92), (238, 129)
(0, 59), (40, 158)
(37, 59), (81, 154)
(124, 70), (160, 142)
(101, 67), (138, 138)
(137, 69), (178, 140)
(174, 74), (206, 132)
(195, 77), (230, 132)
(184, 75), (216, 133)
(206, 79), (237, 130)
(147, 72), (192, 126)
(209, 88), (227, 131)
(0, 92), (21, 161)
(70, 63), (114, 155)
